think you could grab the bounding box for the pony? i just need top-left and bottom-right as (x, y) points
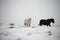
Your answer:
(38, 18), (55, 27)
(24, 18), (31, 27)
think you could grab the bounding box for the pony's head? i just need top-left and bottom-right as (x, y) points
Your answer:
(50, 18), (55, 23)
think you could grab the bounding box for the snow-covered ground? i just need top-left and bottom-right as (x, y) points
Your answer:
(0, 24), (60, 40)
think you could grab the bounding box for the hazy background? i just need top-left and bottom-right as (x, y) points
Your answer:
(0, 0), (60, 26)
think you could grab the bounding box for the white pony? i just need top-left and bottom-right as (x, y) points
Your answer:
(24, 18), (31, 27)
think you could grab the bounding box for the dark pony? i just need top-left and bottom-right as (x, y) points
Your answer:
(38, 18), (55, 27)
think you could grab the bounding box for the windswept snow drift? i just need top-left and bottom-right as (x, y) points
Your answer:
(0, 25), (60, 40)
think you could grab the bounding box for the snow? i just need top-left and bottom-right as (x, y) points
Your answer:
(0, 25), (60, 40)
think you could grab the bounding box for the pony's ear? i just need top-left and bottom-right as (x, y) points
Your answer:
(50, 18), (53, 19)
(50, 18), (54, 20)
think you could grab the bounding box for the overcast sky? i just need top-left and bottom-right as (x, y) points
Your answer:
(0, 0), (60, 26)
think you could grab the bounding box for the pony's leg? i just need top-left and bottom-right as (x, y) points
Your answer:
(29, 24), (31, 27)
(47, 25), (48, 27)
(49, 24), (51, 27)
(40, 24), (42, 26)
(40, 23), (42, 26)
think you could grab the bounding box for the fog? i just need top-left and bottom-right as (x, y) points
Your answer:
(0, 0), (60, 26)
